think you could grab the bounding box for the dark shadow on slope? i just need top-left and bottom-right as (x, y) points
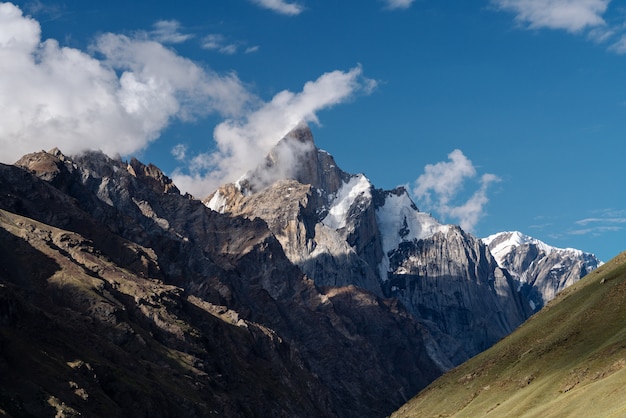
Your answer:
(0, 225), (60, 298)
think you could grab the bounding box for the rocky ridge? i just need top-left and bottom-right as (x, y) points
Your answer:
(206, 124), (601, 362)
(0, 125), (602, 416)
(483, 231), (602, 311)
(1, 147), (444, 417)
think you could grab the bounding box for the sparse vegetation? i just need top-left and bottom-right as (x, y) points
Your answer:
(392, 252), (626, 418)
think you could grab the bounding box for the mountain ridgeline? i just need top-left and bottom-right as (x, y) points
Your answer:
(0, 124), (601, 417)
(206, 124), (601, 364)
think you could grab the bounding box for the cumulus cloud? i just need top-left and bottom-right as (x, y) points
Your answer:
(0, 2), (374, 199)
(383, 0), (415, 10)
(250, 0), (304, 15)
(412, 150), (500, 232)
(491, 0), (610, 33)
(172, 66), (376, 197)
(0, 2), (255, 163)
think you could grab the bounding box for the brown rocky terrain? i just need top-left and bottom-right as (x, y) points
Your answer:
(0, 149), (443, 417)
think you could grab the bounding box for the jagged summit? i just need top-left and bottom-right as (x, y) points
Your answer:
(482, 230), (602, 311)
(15, 148), (181, 197)
(236, 122), (350, 195)
(204, 127), (533, 362)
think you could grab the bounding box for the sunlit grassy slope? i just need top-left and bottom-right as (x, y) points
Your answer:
(392, 251), (626, 418)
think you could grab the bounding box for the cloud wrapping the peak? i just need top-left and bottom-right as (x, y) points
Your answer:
(172, 66), (377, 197)
(492, 0), (610, 33)
(412, 150), (499, 232)
(250, 0), (304, 15)
(0, 2), (255, 163)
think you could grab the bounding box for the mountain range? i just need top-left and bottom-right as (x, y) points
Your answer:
(0, 124), (602, 417)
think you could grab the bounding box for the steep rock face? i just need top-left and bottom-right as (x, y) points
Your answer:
(206, 125), (385, 295)
(384, 227), (530, 359)
(4, 149), (446, 417)
(483, 231), (603, 311)
(205, 125), (532, 364)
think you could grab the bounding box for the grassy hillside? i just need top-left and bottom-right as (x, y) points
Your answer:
(392, 251), (626, 418)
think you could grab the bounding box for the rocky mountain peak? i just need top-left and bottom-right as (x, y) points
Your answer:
(238, 122), (350, 196)
(482, 230), (602, 311)
(14, 148), (74, 182)
(128, 158), (180, 195)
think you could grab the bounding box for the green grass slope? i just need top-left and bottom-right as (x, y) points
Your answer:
(392, 251), (626, 418)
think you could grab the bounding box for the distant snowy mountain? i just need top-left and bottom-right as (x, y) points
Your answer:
(206, 124), (578, 365)
(483, 231), (602, 311)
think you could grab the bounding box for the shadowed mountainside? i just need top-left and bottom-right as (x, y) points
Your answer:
(0, 149), (443, 417)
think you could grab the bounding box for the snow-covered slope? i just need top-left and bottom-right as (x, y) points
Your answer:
(322, 174), (372, 230)
(483, 231), (555, 267)
(375, 188), (450, 281)
(482, 231), (602, 310)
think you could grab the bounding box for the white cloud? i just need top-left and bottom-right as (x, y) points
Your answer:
(0, 2), (255, 163)
(171, 144), (187, 161)
(567, 210), (625, 237)
(383, 0), (415, 10)
(492, 0), (611, 33)
(149, 20), (193, 44)
(250, 0), (304, 15)
(0, 2), (372, 200)
(609, 33), (626, 53)
(201, 34), (258, 55)
(412, 150), (500, 232)
(576, 217), (626, 225)
(172, 66), (376, 197)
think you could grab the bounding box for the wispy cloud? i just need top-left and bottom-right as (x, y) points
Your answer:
(569, 225), (623, 235)
(491, 0), (626, 55)
(171, 144), (188, 161)
(23, 0), (69, 21)
(383, 0), (415, 10)
(412, 150), (500, 232)
(149, 20), (194, 44)
(202, 34), (258, 55)
(250, 0), (304, 15)
(608, 33), (626, 53)
(491, 0), (611, 33)
(171, 66), (377, 196)
(576, 217), (626, 226)
(0, 2), (255, 163)
(562, 209), (626, 236)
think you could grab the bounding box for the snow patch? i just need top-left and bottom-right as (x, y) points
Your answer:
(322, 174), (372, 230)
(375, 190), (448, 281)
(483, 231), (555, 268)
(206, 190), (228, 213)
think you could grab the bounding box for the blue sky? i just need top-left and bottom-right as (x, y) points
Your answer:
(1, 0), (625, 261)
